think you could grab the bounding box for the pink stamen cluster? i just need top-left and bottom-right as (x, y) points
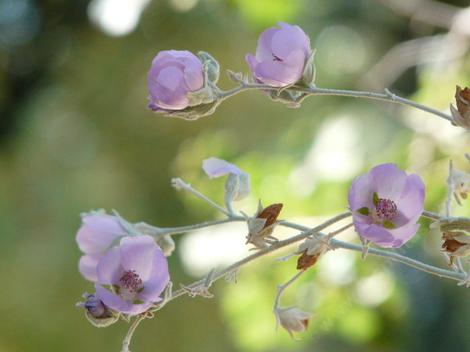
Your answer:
(119, 270), (143, 292)
(375, 198), (398, 220)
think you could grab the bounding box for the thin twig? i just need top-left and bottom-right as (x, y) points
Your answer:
(157, 211), (464, 308)
(121, 314), (146, 352)
(273, 270), (306, 311)
(171, 178), (231, 216)
(219, 83), (452, 122)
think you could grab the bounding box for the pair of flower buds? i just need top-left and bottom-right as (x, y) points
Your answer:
(147, 22), (315, 116)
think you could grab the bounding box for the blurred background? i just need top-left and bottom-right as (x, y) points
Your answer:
(1, 0), (470, 351)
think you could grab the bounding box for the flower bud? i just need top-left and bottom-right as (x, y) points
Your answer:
(77, 293), (119, 328)
(450, 85), (470, 129)
(245, 22), (313, 88)
(276, 307), (311, 338)
(147, 50), (220, 120)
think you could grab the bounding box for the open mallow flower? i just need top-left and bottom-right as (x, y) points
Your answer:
(95, 235), (170, 316)
(147, 50), (204, 112)
(202, 157), (250, 201)
(76, 211), (130, 282)
(348, 164), (425, 248)
(245, 22), (313, 87)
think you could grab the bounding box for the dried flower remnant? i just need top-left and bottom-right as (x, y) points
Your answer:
(348, 164), (425, 248)
(245, 202), (283, 249)
(450, 86), (470, 128)
(275, 307), (311, 338)
(296, 237), (331, 270)
(442, 231), (470, 265)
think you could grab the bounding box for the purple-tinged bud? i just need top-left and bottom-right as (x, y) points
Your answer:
(77, 292), (119, 328)
(148, 50), (204, 111)
(245, 22), (313, 88)
(147, 50), (221, 119)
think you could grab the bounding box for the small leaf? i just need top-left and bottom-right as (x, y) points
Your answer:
(373, 192), (379, 206)
(357, 207), (369, 216)
(383, 220), (395, 229)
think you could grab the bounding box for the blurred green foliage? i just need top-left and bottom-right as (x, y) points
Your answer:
(0, 0), (470, 351)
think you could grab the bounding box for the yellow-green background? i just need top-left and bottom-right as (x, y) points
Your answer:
(0, 0), (469, 351)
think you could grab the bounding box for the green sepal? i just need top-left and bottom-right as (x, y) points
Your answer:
(197, 51), (220, 84)
(85, 310), (120, 328)
(383, 220), (395, 229)
(267, 89), (307, 108)
(373, 192), (379, 206)
(300, 49), (316, 87)
(159, 99), (222, 121)
(357, 207), (370, 216)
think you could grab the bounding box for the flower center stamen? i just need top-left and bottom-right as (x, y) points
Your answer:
(119, 270), (143, 300)
(375, 198), (398, 220)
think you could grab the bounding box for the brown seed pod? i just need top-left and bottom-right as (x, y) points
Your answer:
(296, 250), (319, 270)
(257, 203), (283, 229)
(455, 86), (470, 116)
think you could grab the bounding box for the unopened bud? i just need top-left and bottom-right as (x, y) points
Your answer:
(76, 292), (119, 328)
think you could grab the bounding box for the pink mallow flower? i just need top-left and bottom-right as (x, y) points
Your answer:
(95, 235), (170, 316)
(245, 22), (312, 87)
(147, 50), (204, 112)
(348, 164), (425, 248)
(76, 212), (129, 282)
